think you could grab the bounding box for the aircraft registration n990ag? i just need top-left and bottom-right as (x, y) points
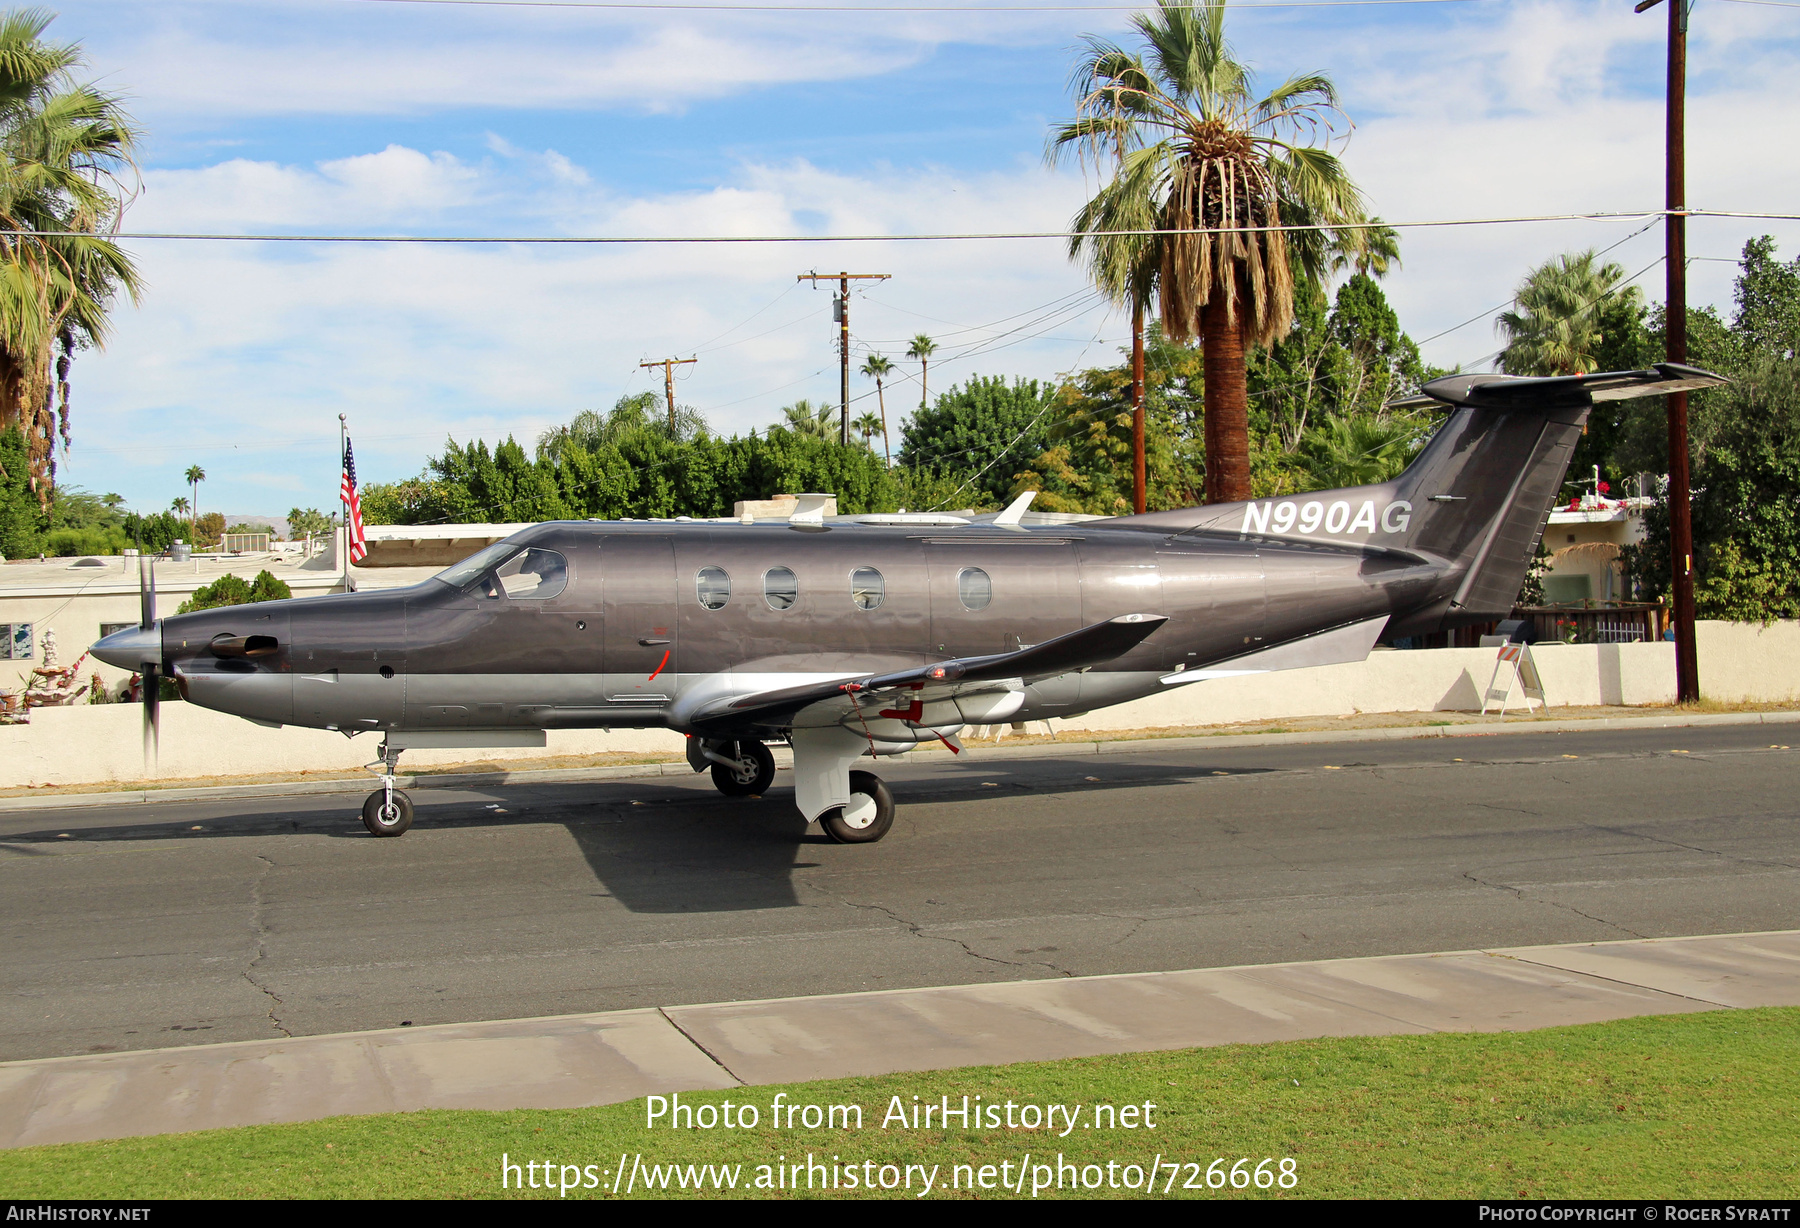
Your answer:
(92, 364), (1725, 842)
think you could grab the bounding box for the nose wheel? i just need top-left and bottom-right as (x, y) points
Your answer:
(362, 740), (414, 836)
(362, 788), (414, 836)
(710, 738), (776, 797)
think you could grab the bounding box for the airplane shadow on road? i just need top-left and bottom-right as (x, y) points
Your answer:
(0, 758), (1274, 914)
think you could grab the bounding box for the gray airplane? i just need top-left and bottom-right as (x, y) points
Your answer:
(93, 364), (1723, 843)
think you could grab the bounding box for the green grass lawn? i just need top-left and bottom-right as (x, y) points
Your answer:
(4, 1008), (1796, 1200)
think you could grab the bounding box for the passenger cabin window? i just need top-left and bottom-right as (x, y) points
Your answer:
(958, 567), (992, 611)
(851, 566), (884, 610)
(764, 566), (798, 611)
(697, 566), (731, 610)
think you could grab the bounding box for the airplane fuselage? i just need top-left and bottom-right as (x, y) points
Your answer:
(156, 518), (1450, 739)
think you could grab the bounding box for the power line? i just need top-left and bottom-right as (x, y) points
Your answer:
(12, 208), (1795, 248)
(351, 0), (1502, 12)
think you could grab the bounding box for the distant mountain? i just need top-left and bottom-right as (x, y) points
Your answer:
(222, 514), (290, 537)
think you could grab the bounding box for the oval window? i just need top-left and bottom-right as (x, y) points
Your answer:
(958, 567), (992, 611)
(696, 566), (730, 610)
(851, 566), (884, 611)
(764, 566), (798, 611)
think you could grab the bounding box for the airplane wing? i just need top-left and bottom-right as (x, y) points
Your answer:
(686, 612), (1167, 732)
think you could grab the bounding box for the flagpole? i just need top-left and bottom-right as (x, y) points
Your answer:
(338, 413), (349, 593)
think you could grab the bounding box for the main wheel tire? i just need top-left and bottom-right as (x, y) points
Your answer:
(820, 770), (894, 844)
(361, 788), (414, 837)
(711, 739), (776, 797)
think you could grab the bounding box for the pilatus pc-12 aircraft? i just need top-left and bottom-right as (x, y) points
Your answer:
(93, 364), (1723, 843)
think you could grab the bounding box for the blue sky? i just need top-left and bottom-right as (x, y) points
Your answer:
(42, 0), (1800, 519)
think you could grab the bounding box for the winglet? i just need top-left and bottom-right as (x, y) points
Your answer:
(992, 490), (1037, 527)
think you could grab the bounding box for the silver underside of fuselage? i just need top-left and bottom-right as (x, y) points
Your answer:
(174, 667), (1163, 738)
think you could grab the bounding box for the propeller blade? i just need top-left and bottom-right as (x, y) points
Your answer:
(142, 663), (160, 776)
(139, 555), (156, 631)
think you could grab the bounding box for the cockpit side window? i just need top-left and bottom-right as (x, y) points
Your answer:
(435, 541), (521, 589)
(496, 549), (568, 600)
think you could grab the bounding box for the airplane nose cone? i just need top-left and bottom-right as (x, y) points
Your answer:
(93, 623), (161, 670)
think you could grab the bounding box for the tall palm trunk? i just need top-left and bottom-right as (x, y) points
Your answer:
(1200, 288), (1253, 504)
(1130, 294), (1146, 514)
(876, 377), (890, 466)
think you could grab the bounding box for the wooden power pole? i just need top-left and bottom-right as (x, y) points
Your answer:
(640, 356), (697, 432)
(799, 271), (890, 445)
(1637, 0), (1699, 701)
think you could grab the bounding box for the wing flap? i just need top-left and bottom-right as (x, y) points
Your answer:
(690, 613), (1167, 730)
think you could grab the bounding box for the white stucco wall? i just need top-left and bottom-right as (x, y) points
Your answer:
(2, 620), (1795, 789)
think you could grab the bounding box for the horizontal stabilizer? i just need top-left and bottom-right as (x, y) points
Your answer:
(1418, 363), (1728, 411)
(691, 613), (1167, 730)
(1162, 615), (1389, 685)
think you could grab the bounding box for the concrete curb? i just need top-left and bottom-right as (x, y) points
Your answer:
(1, 708), (1795, 815)
(3, 928), (1796, 1148)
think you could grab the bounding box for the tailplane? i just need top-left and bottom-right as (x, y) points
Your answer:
(1111, 363), (1728, 622)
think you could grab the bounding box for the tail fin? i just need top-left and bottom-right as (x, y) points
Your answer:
(1113, 363), (1728, 622)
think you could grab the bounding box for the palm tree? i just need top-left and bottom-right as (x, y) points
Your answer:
(184, 464), (205, 540)
(852, 411), (884, 450)
(906, 335), (937, 412)
(780, 399), (836, 439)
(1496, 251), (1642, 376)
(170, 495), (189, 527)
(0, 11), (142, 501)
(1053, 0), (1370, 503)
(859, 353), (895, 464)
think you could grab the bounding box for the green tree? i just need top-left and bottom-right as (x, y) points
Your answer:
(169, 496), (188, 521)
(183, 464), (204, 538)
(1732, 234), (1800, 363)
(852, 411), (883, 450)
(905, 335), (937, 412)
(780, 399), (836, 440)
(284, 507), (337, 539)
(1626, 356), (1800, 621)
(898, 375), (1058, 508)
(1053, 0), (1371, 504)
(0, 10), (142, 497)
(1497, 250), (1643, 377)
(859, 353), (895, 464)
(0, 423), (43, 556)
(176, 569), (293, 614)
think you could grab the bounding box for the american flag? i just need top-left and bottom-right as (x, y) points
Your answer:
(341, 436), (368, 564)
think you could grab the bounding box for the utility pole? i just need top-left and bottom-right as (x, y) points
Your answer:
(799, 271), (890, 444)
(1636, 0), (1698, 701)
(639, 356), (697, 432)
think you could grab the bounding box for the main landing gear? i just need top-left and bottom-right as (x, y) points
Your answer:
(690, 736), (777, 797)
(687, 732), (896, 843)
(362, 741), (414, 837)
(820, 770), (893, 844)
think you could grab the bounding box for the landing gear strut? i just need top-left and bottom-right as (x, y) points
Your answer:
(362, 740), (414, 837)
(692, 737), (776, 796)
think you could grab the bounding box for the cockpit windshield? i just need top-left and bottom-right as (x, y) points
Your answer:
(434, 542), (569, 600)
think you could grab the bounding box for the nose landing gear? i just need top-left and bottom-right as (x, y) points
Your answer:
(362, 740), (414, 837)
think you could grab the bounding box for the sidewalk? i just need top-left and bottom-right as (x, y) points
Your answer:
(3, 706), (1798, 814)
(4, 929), (1796, 1149)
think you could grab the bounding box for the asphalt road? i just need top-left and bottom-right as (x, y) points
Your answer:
(2, 723), (1796, 1062)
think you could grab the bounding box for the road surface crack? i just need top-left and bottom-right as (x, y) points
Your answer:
(1461, 871), (1646, 938)
(824, 891), (1075, 977)
(245, 854), (293, 1037)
